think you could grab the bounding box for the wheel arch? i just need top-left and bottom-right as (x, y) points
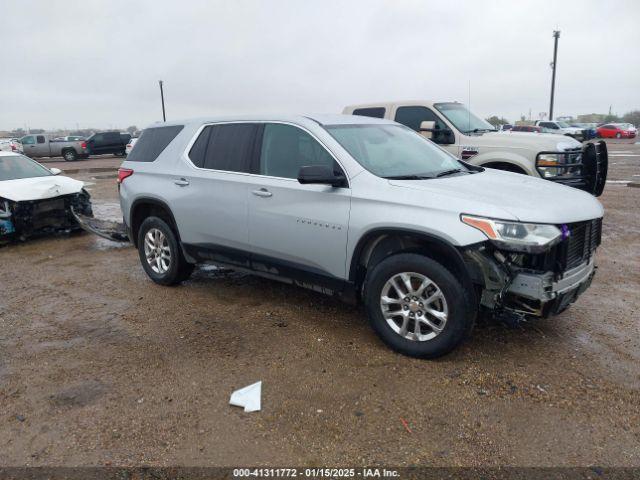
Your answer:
(61, 147), (77, 157)
(129, 197), (181, 248)
(349, 228), (476, 303)
(480, 161), (528, 174)
(471, 150), (533, 175)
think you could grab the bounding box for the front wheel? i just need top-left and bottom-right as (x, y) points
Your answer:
(363, 253), (475, 358)
(137, 216), (194, 285)
(615, 132), (622, 139)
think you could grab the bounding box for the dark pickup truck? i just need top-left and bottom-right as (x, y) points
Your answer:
(85, 132), (131, 156)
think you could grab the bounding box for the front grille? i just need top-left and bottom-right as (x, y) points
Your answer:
(535, 141), (608, 197)
(560, 218), (602, 270)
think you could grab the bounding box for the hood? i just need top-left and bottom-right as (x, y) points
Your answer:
(469, 131), (581, 152)
(0, 175), (84, 202)
(389, 169), (603, 224)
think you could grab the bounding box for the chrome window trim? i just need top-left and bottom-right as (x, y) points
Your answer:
(181, 120), (350, 186)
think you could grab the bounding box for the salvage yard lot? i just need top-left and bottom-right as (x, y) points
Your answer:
(1, 141), (639, 466)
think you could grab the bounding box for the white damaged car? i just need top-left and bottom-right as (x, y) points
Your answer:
(0, 152), (92, 241)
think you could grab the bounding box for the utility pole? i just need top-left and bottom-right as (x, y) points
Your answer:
(159, 80), (166, 122)
(549, 30), (560, 121)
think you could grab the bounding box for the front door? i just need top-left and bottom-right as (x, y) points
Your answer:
(247, 123), (351, 289)
(21, 135), (39, 157)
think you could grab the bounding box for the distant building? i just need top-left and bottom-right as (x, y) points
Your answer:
(577, 113), (607, 123)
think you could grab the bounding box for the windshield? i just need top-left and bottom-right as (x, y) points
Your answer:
(325, 124), (466, 178)
(557, 121), (571, 128)
(0, 154), (53, 181)
(434, 103), (495, 133)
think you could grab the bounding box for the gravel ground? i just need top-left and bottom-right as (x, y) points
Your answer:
(1, 140), (639, 467)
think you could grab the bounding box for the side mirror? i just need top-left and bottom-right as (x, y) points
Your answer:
(297, 165), (346, 188)
(50, 167), (62, 175)
(420, 121), (455, 144)
(419, 121), (436, 139)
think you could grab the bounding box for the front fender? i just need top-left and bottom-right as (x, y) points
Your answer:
(468, 150), (537, 176)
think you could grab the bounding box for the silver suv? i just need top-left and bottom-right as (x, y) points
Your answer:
(118, 115), (604, 358)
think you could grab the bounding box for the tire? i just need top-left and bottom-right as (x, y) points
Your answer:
(62, 149), (77, 161)
(615, 132), (622, 139)
(363, 253), (475, 358)
(137, 216), (194, 285)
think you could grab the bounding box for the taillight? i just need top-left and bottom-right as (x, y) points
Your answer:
(81, 141), (87, 149)
(11, 144), (16, 151)
(126, 144), (131, 148)
(117, 168), (134, 184)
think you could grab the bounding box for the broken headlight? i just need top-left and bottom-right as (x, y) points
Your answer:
(461, 215), (562, 253)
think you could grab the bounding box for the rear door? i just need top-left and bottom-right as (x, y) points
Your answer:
(104, 132), (121, 154)
(172, 122), (258, 267)
(246, 123), (351, 287)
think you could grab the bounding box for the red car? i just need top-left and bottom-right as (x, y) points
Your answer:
(596, 124), (636, 139)
(511, 125), (542, 133)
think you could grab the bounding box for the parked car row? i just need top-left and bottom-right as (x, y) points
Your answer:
(500, 121), (637, 141)
(4, 99), (610, 358)
(9, 131), (134, 161)
(0, 138), (24, 153)
(596, 123), (637, 139)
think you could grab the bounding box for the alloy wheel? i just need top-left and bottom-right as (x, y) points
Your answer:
(144, 228), (171, 274)
(379, 272), (448, 341)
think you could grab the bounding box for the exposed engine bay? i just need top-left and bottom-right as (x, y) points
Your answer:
(0, 190), (93, 243)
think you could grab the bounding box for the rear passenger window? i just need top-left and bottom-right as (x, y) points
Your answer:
(36, 136), (45, 144)
(259, 123), (338, 179)
(189, 127), (211, 168)
(189, 123), (256, 172)
(127, 125), (184, 162)
(352, 107), (386, 119)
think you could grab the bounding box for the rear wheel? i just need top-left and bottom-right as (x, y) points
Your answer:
(62, 149), (77, 161)
(363, 253), (475, 358)
(137, 216), (194, 285)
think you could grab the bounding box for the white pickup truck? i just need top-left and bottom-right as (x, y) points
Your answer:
(535, 120), (585, 140)
(343, 101), (607, 196)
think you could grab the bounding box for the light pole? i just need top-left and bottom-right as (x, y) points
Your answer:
(159, 80), (166, 122)
(549, 30), (560, 121)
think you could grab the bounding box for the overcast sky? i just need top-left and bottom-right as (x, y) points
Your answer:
(1, 0), (639, 131)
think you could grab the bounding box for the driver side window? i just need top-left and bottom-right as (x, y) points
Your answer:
(22, 136), (35, 145)
(394, 106), (452, 144)
(259, 123), (341, 179)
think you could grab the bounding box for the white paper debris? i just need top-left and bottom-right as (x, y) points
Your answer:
(229, 381), (262, 412)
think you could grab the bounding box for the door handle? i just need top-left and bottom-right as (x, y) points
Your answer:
(252, 188), (272, 198)
(174, 178), (190, 186)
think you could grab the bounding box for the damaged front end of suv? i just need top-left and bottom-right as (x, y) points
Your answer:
(0, 190), (93, 243)
(461, 215), (602, 322)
